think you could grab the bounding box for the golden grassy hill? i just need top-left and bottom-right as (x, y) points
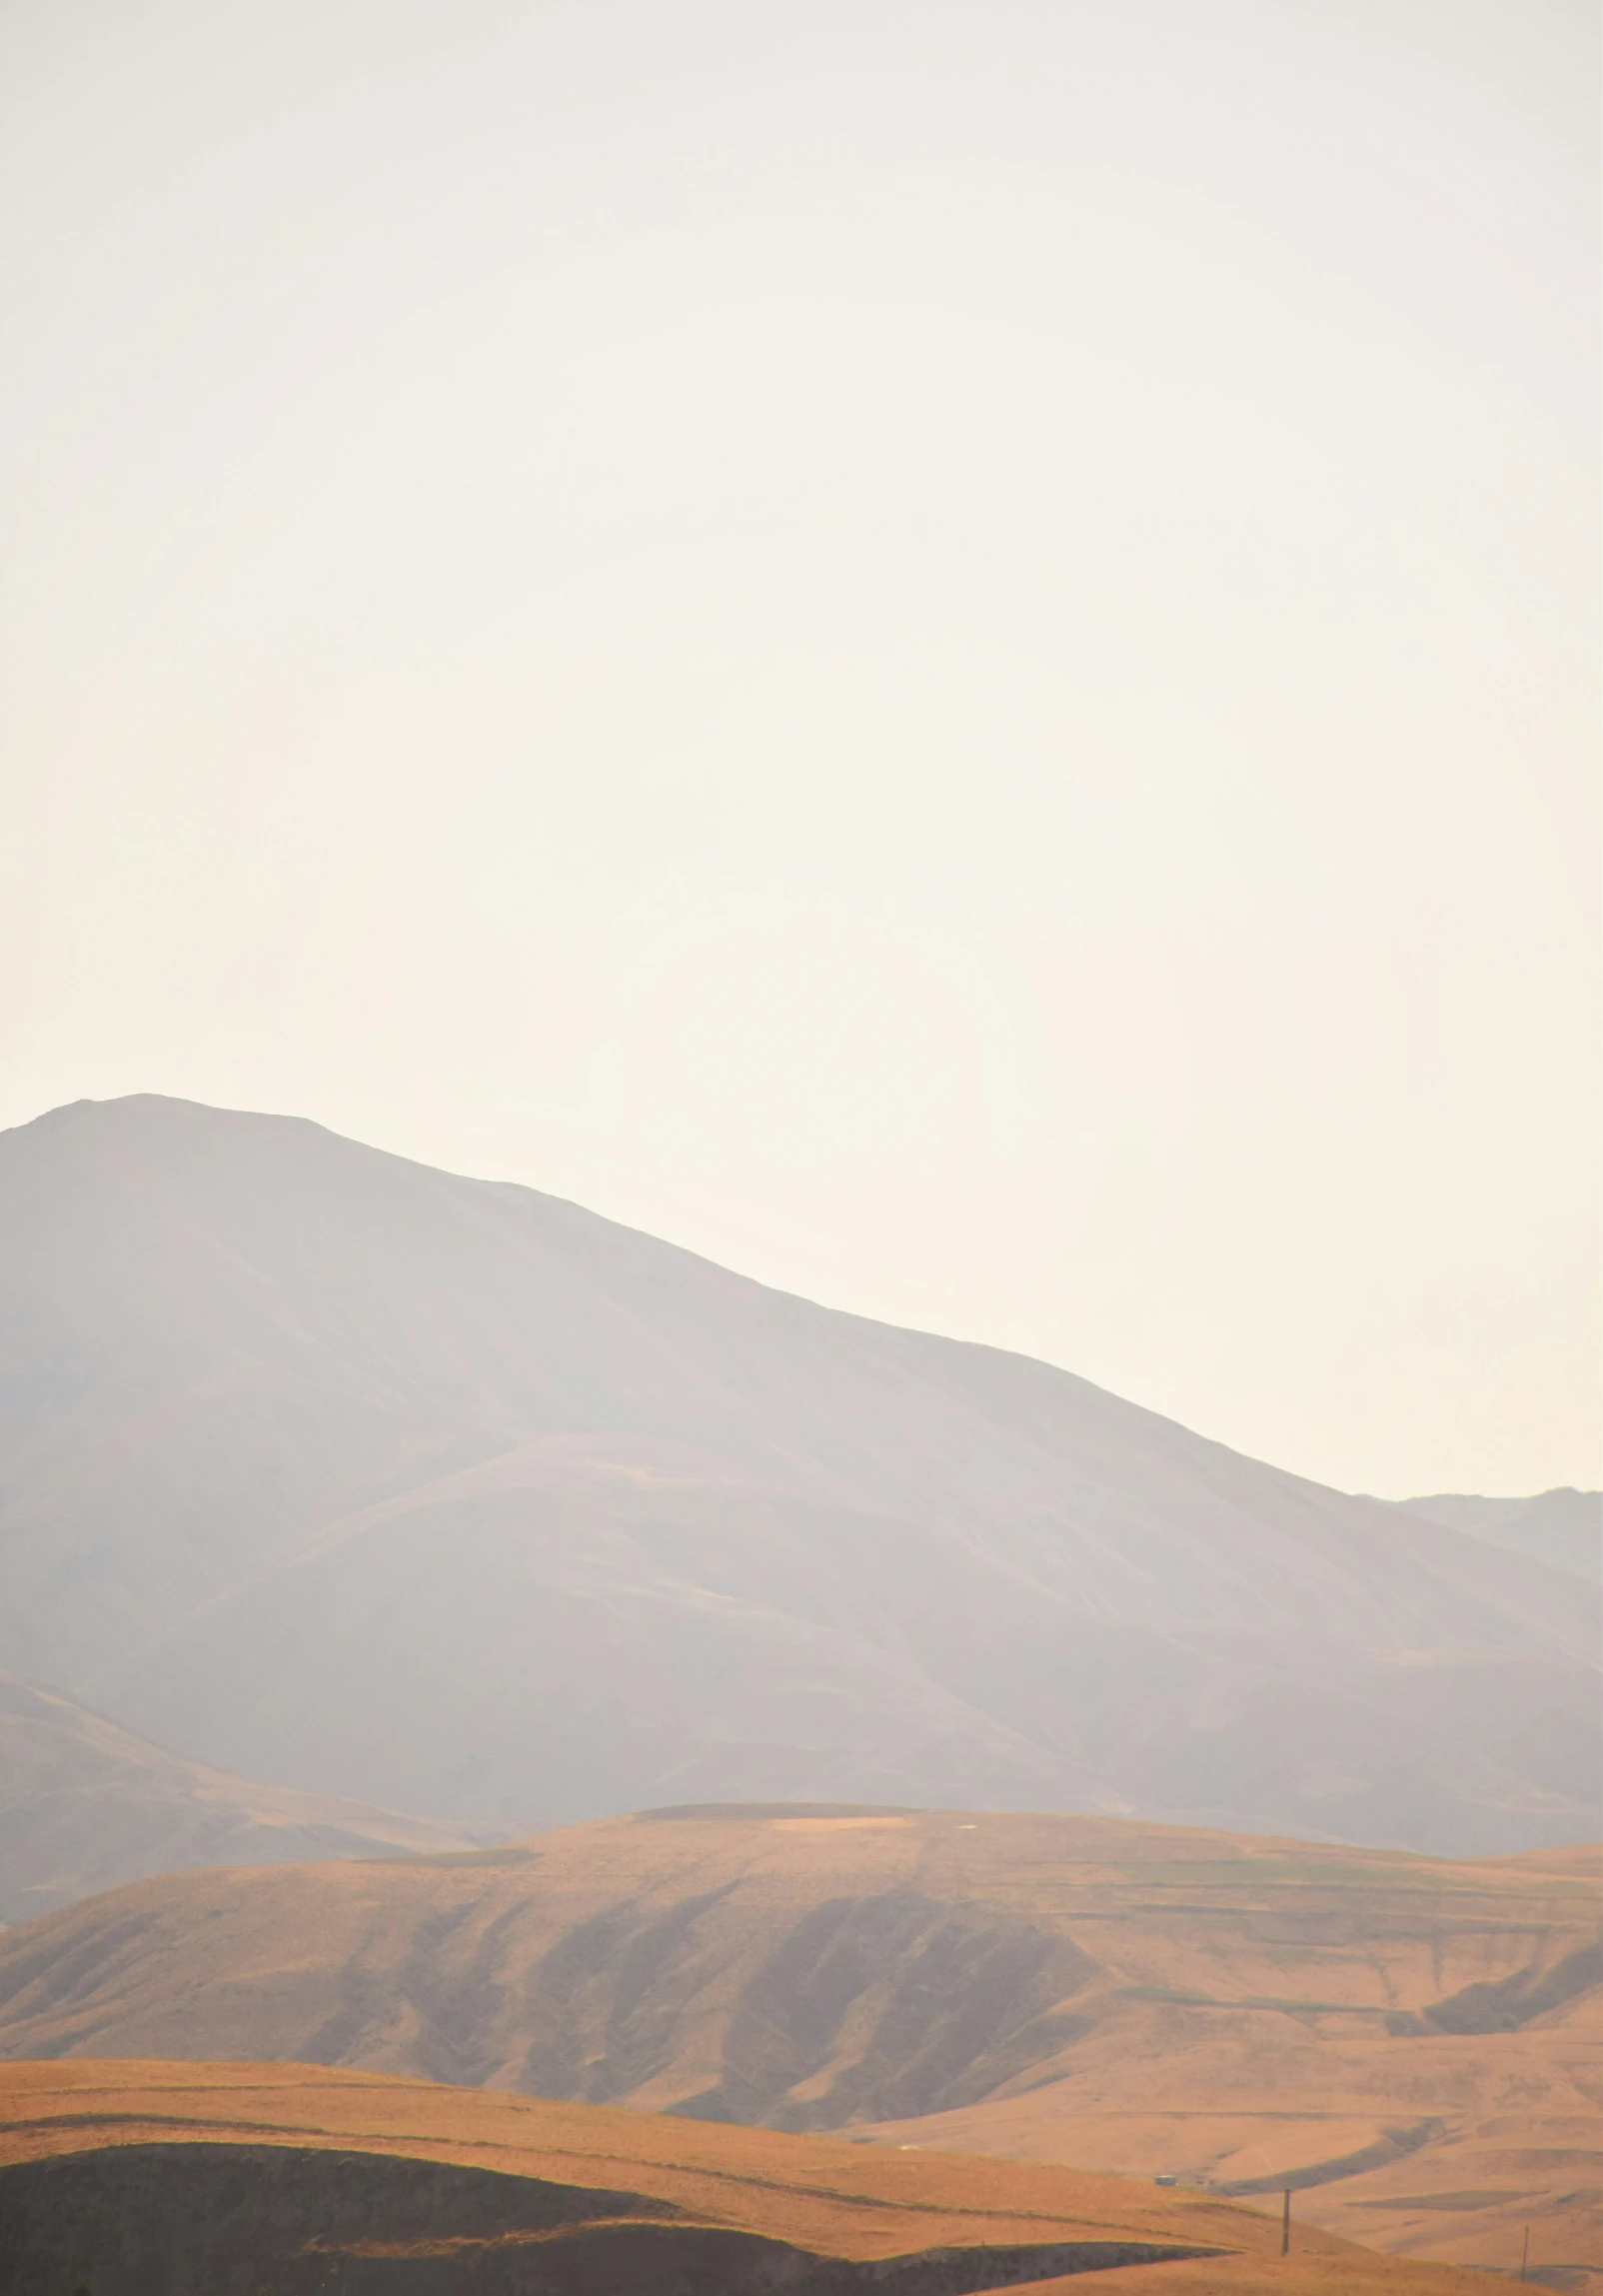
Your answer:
(0, 1806), (1595, 2279)
(0, 2057), (1496, 2294)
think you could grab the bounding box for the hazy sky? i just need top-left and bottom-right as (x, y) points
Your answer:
(2, 0), (1597, 1498)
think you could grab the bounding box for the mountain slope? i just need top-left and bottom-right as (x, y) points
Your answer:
(0, 1093), (1595, 1850)
(0, 1807), (1593, 2275)
(1398, 1489), (1601, 1584)
(0, 1671), (480, 1922)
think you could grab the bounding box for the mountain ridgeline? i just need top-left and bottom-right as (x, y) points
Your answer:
(0, 1094), (1595, 1853)
(1395, 1488), (1600, 1584)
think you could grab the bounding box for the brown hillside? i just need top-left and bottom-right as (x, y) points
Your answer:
(2, 1094), (1595, 1854)
(0, 1806), (1594, 2277)
(0, 2058), (1493, 2293)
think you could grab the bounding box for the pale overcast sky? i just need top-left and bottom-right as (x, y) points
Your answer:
(2, 0), (1597, 1497)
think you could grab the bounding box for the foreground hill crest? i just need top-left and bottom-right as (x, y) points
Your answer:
(0, 2058), (1495, 2294)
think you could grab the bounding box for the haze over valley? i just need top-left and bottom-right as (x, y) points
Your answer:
(0, 1669), (481, 1924)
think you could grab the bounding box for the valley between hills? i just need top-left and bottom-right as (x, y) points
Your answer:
(0, 1669), (483, 1923)
(0, 1804), (1595, 2281)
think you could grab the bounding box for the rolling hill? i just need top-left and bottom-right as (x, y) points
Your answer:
(0, 1804), (1594, 2276)
(0, 1668), (479, 1922)
(0, 2056), (1497, 2294)
(0, 1094), (1595, 1854)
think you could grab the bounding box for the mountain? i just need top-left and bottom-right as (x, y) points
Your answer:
(0, 2059), (1483, 2296)
(0, 1093), (1595, 1852)
(0, 1669), (480, 1922)
(1397, 1489), (1601, 1584)
(0, 1806), (1593, 2276)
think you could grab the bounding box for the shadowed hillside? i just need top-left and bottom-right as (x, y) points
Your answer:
(0, 1805), (1594, 2274)
(0, 2058), (1497, 2293)
(1, 1095), (1595, 1853)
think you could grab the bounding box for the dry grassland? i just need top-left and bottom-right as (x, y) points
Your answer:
(2, 1806), (1594, 2280)
(0, 2057), (1499, 2292)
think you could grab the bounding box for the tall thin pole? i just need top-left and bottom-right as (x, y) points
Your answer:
(1281, 2188), (1291, 2257)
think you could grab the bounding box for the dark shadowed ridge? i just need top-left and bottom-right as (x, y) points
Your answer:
(0, 1094), (1595, 1852)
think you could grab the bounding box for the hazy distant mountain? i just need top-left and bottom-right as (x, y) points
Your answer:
(1396, 1490), (1601, 1585)
(0, 1670), (478, 1922)
(0, 1095), (1595, 1854)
